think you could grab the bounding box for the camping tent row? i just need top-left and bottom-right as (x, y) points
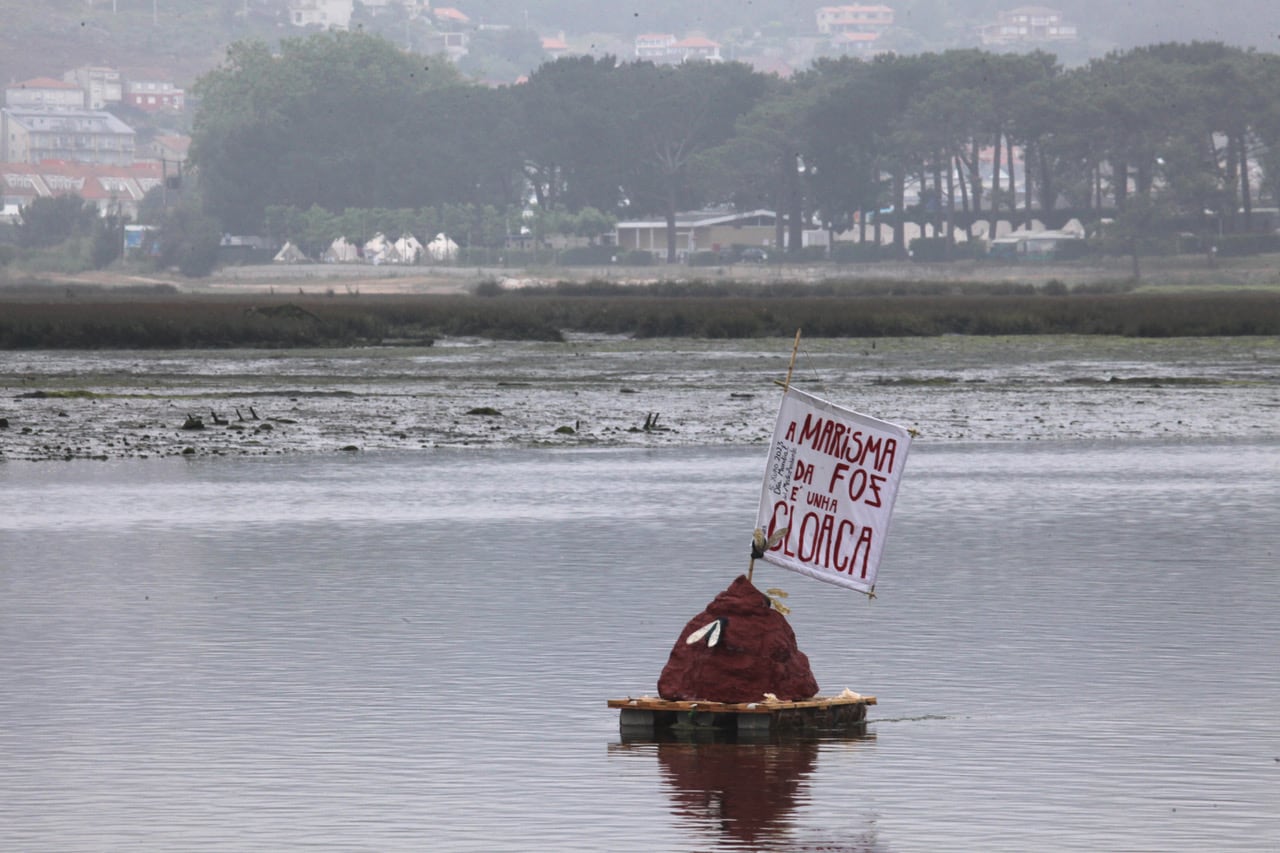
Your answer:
(274, 233), (459, 264)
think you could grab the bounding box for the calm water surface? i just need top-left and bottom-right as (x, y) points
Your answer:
(2, 441), (1278, 851)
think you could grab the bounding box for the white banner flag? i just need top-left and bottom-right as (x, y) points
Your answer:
(755, 388), (912, 594)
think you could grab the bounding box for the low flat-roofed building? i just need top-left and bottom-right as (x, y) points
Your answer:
(616, 209), (778, 260)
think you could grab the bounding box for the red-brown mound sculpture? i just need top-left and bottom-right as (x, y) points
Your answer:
(657, 575), (818, 703)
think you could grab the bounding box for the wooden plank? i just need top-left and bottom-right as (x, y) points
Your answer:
(608, 695), (876, 715)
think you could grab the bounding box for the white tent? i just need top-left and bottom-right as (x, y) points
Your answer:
(323, 237), (361, 263)
(426, 232), (459, 261)
(394, 233), (424, 264)
(363, 233), (402, 265)
(273, 241), (310, 263)
(1060, 218), (1086, 238)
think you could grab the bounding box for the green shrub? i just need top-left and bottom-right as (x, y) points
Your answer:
(620, 249), (655, 266)
(1052, 239), (1093, 260)
(786, 245), (828, 262)
(559, 244), (619, 265)
(496, 248), (539, 267)
(17, 195), (96, 248)
(91, 217), (126, 270)
(454, 246), (503, 265)
(1, 289), (1277, 348)
(1214, 233), (1280, 257)
(156, 207), (222, 277)
(1097, 235), (1181, 257)
(831, 242), (895, 263)
(14, 239), (94, 274)
(909, 237), (953, 262)
(687, 251), (723, 267)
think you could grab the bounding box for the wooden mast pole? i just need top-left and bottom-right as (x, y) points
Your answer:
(782, 327), (802, 393)
(749, 329), (802, 583)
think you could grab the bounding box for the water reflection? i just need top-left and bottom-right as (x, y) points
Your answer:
(615, 731), (880, 851)
(4, 442), (1278, 851)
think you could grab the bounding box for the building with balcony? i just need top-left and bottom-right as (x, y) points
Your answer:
(634, 33), (722, 64)
(816, 5), (894, 36)
(980, 6), (1078, 45)
(635, 33), (678, 61)
(122, 72), (185, 113)
(0, 109), (136, 166)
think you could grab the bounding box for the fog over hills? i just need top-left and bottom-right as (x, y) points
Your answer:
(488, 0), (1277, 53)
(0, 0), (1274, 90)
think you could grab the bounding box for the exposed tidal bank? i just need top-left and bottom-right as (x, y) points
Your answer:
(2, 279), (1279, 348)
(2, 336), (1276, 462)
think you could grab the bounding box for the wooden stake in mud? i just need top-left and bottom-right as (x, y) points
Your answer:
(749, 329), (802, 583)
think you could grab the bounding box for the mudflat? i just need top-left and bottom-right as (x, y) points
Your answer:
(2, 335), (1274, 461)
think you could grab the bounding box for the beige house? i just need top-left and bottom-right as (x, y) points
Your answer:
(64, 66), (123, 110)
(674, 36), (722, 63)
(288, 0), (354, 28)
(615, 209), (777, 260)
(5, 77), (86, 110)
(980, 6), (1078, 45)
(287, 0), (429, 28)
(542, 35), (570, 59)
(633, 33), (721, 64)
(147, 134), (191, 166)
(832, 30), (884, 55)
(816, 5), (895, 36)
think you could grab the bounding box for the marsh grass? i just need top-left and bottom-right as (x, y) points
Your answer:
(0, 280), (1276, 348)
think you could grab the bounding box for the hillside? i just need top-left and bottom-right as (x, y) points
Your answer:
(0, 0), (285, 88)
(2, 0), (1277, 92)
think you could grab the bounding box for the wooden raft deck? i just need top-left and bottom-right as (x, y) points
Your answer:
(608, 694), (876, 735)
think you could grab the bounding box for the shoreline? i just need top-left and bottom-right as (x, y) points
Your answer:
(9, 248), (1280, 295)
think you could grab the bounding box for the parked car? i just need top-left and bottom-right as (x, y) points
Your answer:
(740, 247), (768, 263)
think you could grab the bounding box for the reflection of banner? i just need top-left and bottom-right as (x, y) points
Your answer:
(756, 388), (912, 594)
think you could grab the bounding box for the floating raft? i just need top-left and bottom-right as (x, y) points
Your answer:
(608, 694), (876, 736)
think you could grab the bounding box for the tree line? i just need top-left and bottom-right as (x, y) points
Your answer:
(190, 31), (1280, 262)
